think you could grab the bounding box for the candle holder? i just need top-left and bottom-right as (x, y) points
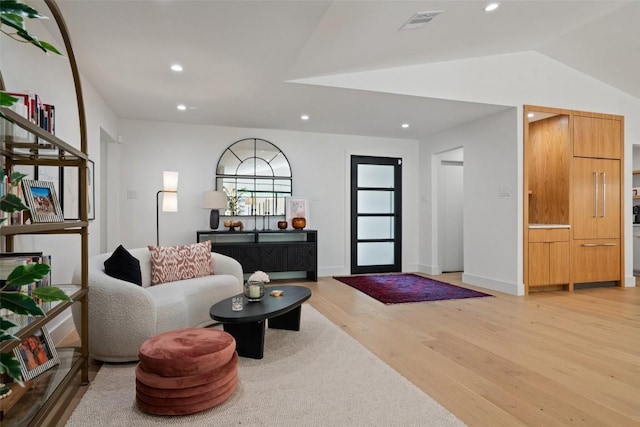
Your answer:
(244, 280), (265, 302)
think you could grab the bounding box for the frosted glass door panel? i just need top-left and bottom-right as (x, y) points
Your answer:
(358, 242), (395, 266)
(358, 191), (394, 214)
(358, 217), (394, 240)
(358, 164), (394, 188)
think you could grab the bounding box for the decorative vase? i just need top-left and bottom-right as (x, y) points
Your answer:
(277, 221), (288, 229)
(292, 217), (306, 229)
(244, 280), (265, 302)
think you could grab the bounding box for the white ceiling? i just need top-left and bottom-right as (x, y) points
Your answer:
(53, 0), (639, 141)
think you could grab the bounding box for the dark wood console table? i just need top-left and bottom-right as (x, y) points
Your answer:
(197, 229), (317, 281)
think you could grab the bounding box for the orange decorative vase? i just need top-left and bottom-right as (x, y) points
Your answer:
(291, 217), (306, 230)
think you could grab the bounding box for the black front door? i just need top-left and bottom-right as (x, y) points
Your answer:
(350, 155), (402, 274)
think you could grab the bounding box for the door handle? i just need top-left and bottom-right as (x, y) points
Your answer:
(581, 243), (616, 247)
(601, 172), (606, 218)
(593, 172), (598, 218)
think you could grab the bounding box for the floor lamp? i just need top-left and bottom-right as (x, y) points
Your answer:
(156, 171), (178, 245)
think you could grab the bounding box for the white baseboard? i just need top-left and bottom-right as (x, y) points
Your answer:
(417, 264), (441, 275)
(625, 275), (637, 287)
(462, 273), (522, 296)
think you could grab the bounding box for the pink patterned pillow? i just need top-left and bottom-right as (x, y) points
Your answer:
(148, 241), (213, 285)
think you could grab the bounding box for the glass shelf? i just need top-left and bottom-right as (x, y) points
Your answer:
(0, 348), (83, 426)
(0, 107), (86, 163)
(0, 286), (85, 353)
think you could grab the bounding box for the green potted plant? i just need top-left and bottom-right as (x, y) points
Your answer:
(0, 0), (71, 386)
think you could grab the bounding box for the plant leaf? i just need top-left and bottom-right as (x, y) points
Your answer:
(32, 286), (71, 302)
(0, 292), (45, 316)
(0, 0), (44, 19)
(38, 40), (62, 55)
(0, 332), (20, 342)
(0, 92), (19, 107)
(0, 12), (26, 32)
(0, 316), (18, 332)
(0, 2), (60, 55)
(7, 263), (51, 286)
(0, 351), (25, 385)
(0, 193), (29, 212)
(10, 171), (27, 183)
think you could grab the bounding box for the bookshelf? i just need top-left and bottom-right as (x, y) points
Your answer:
(0, 0), (89, 425)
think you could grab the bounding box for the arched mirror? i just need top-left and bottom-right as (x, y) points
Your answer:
(216, 138), (292, 216)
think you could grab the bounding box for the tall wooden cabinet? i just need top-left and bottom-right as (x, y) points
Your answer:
(524, 106), (624, 293)
(0, 1), (89, 425)
(572, 158), (621, 239)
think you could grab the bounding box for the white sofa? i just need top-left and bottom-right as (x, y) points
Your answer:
(72, 248), (243, 362)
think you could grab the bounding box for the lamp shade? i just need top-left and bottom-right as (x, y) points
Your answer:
(163, 171), (179, 192)
(162, 192), (178, 212)
(201, 191), (227, 209)
(202, 191), (227, 229)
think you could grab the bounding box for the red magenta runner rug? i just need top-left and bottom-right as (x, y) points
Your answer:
(333, 273), (492, 304)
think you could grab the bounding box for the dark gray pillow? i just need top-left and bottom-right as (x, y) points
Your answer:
(104, 245), (142, 286)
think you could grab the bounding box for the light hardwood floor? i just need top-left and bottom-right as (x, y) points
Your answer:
(55, 273), (639, 426)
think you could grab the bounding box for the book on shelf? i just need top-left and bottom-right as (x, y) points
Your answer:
(2, 91), (56, 142)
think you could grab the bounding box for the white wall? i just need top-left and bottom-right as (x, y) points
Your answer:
(419, 109), (520, 294)
(115, 119), (420, 277)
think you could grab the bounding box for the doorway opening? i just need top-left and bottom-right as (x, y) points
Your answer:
(435, 148), (464, 273)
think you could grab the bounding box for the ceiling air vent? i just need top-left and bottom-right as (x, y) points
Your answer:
(399, 10), (443, 30)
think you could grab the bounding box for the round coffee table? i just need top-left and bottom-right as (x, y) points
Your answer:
(209, 285), (312, 359)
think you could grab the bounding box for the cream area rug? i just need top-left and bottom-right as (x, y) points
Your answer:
(66, 304), (465, 426)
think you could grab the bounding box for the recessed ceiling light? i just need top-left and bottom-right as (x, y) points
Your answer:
(402, 123), (410, 128)
(171, 64), (183, 72)
(301, 115), (309, 121)
(484, 3), (500, 12)
(177, 104), (187, 111)
(527, 112), (535, 118)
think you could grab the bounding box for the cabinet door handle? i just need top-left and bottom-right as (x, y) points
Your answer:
(593, 171), (598, 217)
(601, 172), (606, 218)
(581, 243), (617, 247)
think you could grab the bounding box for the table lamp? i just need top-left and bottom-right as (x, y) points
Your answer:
(202, 191), (227, 229)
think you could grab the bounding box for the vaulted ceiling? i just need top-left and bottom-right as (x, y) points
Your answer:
(54, 0), (639, 140)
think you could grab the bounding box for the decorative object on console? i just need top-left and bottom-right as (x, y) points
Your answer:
(223, 220), (243, 231)
(202, 190), (227, 229)
(291, 217), (306, 230)
(148, 241), (213, 285)
(244, 270), (269, 302)
(155, 171), (178, 245)
(286, 197), (309, 228)
(21, 179), (64, 223)
(277, 220), (288, 229)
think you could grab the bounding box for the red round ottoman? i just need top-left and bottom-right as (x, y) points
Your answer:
(135, 328), (238, 416)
